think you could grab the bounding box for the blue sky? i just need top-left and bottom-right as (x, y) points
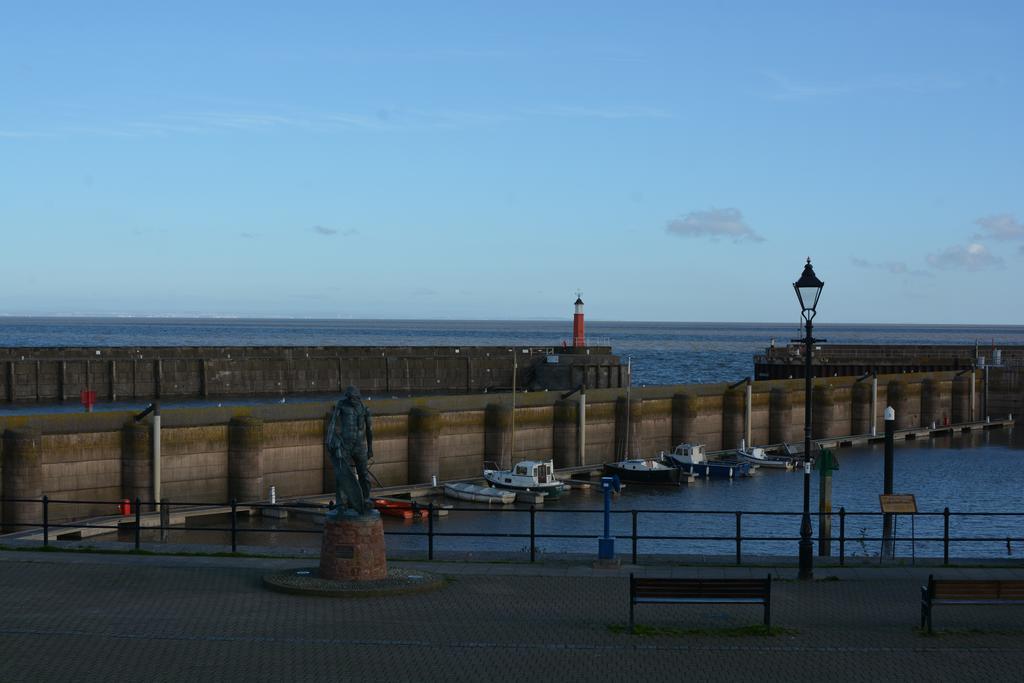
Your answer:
(1, 1), (1022, 323)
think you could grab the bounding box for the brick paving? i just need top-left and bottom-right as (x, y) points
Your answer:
(0, 551), (1022, 681)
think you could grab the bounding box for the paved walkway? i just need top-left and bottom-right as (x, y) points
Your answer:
(1, 550), (1022, 681)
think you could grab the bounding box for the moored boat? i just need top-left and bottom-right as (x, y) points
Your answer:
(664, 443), (752, 478)
(736, 439), (795, 470)
(483, 459), (568, 498)
(373, 498), (430, 519)
(603, 457), (681, 485)
(444, 482), (517, 504)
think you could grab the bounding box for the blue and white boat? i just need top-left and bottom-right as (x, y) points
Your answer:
(736, 439), (795, 470)
(665, 443), (752, 479)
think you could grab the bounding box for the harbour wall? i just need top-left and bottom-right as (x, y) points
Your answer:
(0, 370), (1001, 530)
(0, 345), (623, 403)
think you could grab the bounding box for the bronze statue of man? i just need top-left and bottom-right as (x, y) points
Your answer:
(325, 385), (374, 516)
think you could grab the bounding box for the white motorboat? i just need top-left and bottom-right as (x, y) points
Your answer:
(483, 459), (568, 497)
(736, 439), (794, 470)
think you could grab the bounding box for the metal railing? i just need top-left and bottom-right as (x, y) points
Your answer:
(2, 496), (1022, 565)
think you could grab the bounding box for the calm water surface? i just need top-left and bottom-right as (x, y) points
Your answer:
(112, 427), (1024, 560)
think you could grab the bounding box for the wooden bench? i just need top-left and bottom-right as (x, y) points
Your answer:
(921, 574), (1024, 633)
(628, 573), (772, 633)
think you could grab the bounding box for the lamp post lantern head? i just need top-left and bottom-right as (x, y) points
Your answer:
(793, 257), (825, 321)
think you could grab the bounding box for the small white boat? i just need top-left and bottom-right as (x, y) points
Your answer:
(444, 482), (516, 504)
(665, 443), (753, 478)
(483, 459), (568, 497)
(736, 439), (794, 470)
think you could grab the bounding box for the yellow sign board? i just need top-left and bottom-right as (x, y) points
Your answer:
(879, 494), (918, 514)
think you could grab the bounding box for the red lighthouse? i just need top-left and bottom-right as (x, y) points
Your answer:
(572, 293), (586, 348)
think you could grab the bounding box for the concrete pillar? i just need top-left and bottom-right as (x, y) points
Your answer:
(552, 399), (578, 469)
(721, 388), (745, 450)
(408, 407), (442, 484)
(6, 361), (14, 402)
(2, 428), (43, 533)
(812, 385), (836, 439)
(951, 374), (971, 424)
(887, 380), (914, 429)
(851, 381), (873, 435)
(671, 392), (700, 447)
(921, 378), (940, 427)
(769, 387), (795, 445)
(615, 396), (643, 458)
(228, 417), (264, 502)
(484, 403), (511, 469)
(121, 421), (153, 504)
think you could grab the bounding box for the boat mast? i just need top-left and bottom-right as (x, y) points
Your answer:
(509, 350), (517, 469)
(624, 355), (632, 458)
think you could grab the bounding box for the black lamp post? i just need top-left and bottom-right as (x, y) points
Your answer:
(792, 258), (824, 581)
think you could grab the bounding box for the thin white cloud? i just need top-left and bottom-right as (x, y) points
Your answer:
(763, 71), (964, 101)
(973, 214), (1024, 241)
(313, 225), (359, 237)
(240, 232), (260, 239)
(665, 208), (764, 243)
(851, 257), (932, 277)
(927, 243), (1003, 271)
(525, 105), (672, 120)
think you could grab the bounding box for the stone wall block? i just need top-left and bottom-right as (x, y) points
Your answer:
(121, 421), (153, 503)
(769, 387), (795, 444)
(951, 374), (971, 423)
(614, 397), (643, 458)
(812, 385), (837, 439)
(671, 392), (699, 447)
(851, 381), (873, 435)
(721, 389), (745, 450)
(552, 398), (578, 469)
(408, 407), (442, 484)
(2, 428), (43, 533)
(228, 417), (264, 502)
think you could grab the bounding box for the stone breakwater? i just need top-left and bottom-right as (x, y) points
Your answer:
(0, 370), (1002, 531)
(0, 345), (624, 402)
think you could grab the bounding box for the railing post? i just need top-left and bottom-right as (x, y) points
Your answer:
(735, 511), (742, 565)
(42, 495), (49, 547)
(529, 505), (536, 563)
(230, 498), (238, 553)
(134, 496), (141, 550)
(943, 507), (950, 566)
(427, 502), (434, 561)
(631, 510), (638, 565)
(839, 507), (845, 566)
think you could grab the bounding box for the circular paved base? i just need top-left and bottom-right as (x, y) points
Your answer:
(262, 567), (445, 598)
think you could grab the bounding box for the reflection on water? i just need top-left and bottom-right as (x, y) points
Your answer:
(93, 428), (1022, 560)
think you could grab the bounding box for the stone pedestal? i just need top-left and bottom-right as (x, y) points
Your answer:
(319, 512), (387, 582)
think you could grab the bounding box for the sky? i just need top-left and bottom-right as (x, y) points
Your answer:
(1, 1), (1022, 324)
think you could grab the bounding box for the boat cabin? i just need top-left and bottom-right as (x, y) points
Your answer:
(670, 443), (707, 466)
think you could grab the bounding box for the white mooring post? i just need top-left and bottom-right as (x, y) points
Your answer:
(152, 404), (161, 507)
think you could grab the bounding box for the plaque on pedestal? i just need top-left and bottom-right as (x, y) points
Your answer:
(319, 511), (388, 582)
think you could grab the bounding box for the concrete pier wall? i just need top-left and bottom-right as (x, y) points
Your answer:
(0, 370), (995, 525)
(0, 345), (623, 403)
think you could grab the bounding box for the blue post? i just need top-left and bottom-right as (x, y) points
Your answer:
(598, 476), (618, 560)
